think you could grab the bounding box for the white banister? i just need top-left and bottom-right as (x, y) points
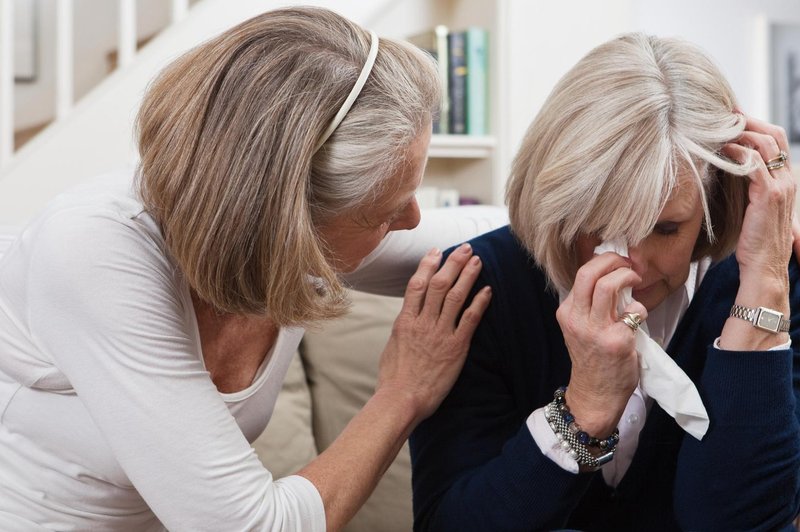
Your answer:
(55, 0), (74, 120)
(171, 0), (190, 24)
(0, 0), (13, 170)
(118, 0), (136, 69)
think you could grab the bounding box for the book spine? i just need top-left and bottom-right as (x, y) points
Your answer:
(448, 31), (467, 135)
(466, 27), (489, 136)
(435, 25), (450, 135)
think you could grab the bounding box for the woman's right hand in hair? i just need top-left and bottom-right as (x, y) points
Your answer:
(555, 252), (648, 437)
(376, 243), (492, 423)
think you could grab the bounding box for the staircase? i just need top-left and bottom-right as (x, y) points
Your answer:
(0, 0), (393, 226)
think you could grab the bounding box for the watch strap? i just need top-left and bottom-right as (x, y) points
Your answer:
(729, 304), (790, 333)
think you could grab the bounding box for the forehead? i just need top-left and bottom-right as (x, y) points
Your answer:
(659, 170), (702, 219)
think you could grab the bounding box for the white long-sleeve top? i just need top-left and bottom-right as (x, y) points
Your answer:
(0, 169), (507, 531)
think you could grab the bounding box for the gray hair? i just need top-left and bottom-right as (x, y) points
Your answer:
(136, 6), (439, 325)
(506, 33), (755, 293)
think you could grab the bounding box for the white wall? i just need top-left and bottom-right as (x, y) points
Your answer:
(14, 0), (170, 130)
(631, 0), (800, 127)
(504, 0), (634, 157)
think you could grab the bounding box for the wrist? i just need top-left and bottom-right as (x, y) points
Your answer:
(545, 387), (619, 471)
(736, 271), (789, 312)
(563, 386), (624, 438)
(738, 270), (789, 300)
(721, 276), (791, 350)
(372, 383), (425, 429)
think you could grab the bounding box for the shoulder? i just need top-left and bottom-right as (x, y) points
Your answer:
(22, 171), (169, 277)
(13, 173), (185, 323)
(453, 226), (559, 346)
(461, 225), (551, 298)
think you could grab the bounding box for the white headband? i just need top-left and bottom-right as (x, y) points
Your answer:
(314, 30), (380, 152)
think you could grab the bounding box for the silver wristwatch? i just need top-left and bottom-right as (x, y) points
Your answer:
(729, 304), (790, 333)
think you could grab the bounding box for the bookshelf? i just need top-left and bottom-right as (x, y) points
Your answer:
(370, 0), (511, 207)
(428, 135), (495, 159)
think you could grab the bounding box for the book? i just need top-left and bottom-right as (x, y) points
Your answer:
(408, 25), (450, 134)
(466, 27), (489, 136)
(448, 31), (468, 135)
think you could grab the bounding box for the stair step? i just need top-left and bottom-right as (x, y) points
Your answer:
(14, 122), (50, 150)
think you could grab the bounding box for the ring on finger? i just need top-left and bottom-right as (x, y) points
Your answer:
(620, 312), (642, 333)
(766, 150), (788, 171)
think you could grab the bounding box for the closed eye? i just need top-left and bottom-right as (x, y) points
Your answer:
(653, 222), (679, 236)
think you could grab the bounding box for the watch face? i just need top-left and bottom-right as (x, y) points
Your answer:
(756, 308), (781, 332)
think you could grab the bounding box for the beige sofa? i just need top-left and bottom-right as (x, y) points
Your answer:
(252, 290), (410, 532)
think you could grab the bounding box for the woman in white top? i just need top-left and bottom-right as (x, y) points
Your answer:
(0, 7), (503, 531)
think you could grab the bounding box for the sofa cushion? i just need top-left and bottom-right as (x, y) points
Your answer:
(302, 290), (409, 532)
(252, 350), (318, 478)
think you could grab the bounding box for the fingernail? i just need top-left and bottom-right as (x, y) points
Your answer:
(429, 247), (441, 256)
(482, 286), (492, 296)
(470, 255), (481, 265)
(459, 243), (472, 254)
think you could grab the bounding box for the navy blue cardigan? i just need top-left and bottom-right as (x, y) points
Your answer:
(410, 226), (800, 531)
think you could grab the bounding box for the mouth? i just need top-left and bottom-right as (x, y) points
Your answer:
(631, 283), (654, 299)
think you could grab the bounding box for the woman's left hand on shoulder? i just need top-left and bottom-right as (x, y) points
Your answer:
(376, 244), (492, 423)
(724, 115), (796, 282)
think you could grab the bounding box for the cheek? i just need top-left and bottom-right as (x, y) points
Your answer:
(352, 227), (390, 260)
(654, 235), (699, 288)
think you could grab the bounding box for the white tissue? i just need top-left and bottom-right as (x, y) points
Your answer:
(594, 239), (709, 440)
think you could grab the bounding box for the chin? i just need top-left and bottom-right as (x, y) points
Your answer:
(632, 285), (669, 312)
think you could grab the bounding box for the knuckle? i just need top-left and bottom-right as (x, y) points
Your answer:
(429, 275), (452, 292)
(445, 288), (465, 305)
(459, 307), (479, 326)
(768, 187), (785, 203)
(574, 268), (591, 287)
(422, 254), (441, 268)
(774, 125), (788, 144)
(555, 305), (567, 324)
(391, 318), (408, 336)
(407, 275), (427, 292)
(603, 337), (627, 355)
(765, 135), (780, 152)
(594, 277), (616, 297)
(444, 249), (469, 266)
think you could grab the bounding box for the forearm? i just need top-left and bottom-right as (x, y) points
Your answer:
(674, 346), (800, 529)
(412, 423), (593, 531)
(297, 388), (418, 531)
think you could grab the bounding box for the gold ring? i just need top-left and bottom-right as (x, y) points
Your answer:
(620, 312), (642, 333)
(766, 150), (788, 171)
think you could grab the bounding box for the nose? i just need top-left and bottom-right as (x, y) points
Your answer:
(389, 198), (421, 231)
(626, 243), (649, 278)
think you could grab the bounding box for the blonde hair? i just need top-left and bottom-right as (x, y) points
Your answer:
(507, 33), (755, 293)
(136, 7), (439, 326)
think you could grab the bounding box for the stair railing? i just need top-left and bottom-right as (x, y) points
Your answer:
(0, 0), (192, 172)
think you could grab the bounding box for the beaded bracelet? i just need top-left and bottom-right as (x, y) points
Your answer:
(543, 386), (618, 470)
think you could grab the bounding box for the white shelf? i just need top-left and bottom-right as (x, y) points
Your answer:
(371, 0), (510, 205)
(427, 135), (496, 159)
